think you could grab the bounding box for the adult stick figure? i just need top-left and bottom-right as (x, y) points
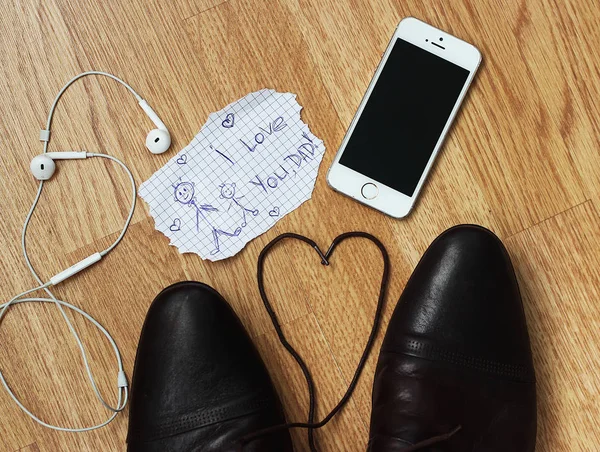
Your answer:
(173, 181), (242, 255)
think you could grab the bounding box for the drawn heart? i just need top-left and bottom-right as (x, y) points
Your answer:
(222, 113), (235, 128)
(269, 207), (280, 217)
(169, 218), (181, 232)
(176, 154), (187, 165)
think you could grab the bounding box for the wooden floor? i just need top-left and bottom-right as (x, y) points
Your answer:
(1, 0), (599, 451)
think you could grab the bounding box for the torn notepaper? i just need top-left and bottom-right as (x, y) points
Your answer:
(139, 89), (326, 261)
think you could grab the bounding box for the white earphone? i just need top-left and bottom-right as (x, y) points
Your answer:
(29, 71), (171, 182)
(1, 71), (170, 433)
(139, 99), (171, 155)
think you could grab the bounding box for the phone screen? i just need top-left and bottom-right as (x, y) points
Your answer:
(339, 38), (470, 197)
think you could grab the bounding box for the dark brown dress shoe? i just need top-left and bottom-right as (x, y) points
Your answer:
(369, 225), (536, 451)
(127, 281), (293, 451)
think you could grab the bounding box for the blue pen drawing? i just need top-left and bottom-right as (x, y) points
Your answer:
(239, 115), (287, 153)
(220, 183), (259, 227)
(302, 131), (314, 143)
(222, 113), (235, 128)
(139, 89), (327, 261)
(249, 133), (316, 194)
(173, 181), (258, 256)
(169, 218), (181, 231)
(173, 181), (196, 205)
(211, 145), (235, 166)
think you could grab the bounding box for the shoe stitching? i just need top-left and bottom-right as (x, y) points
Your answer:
(129, 397), (272, 442)
(384, 338), (535, 382)
(153, 399), (265, 435)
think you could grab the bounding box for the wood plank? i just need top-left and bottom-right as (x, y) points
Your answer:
(0, 0), (151, 259)
(0, 0), (598, 450)
(176, 0), (228, 20)
(180, 0), (500, 334)
(179, 0), (349, 337)
(0, 218), (188, 451)
(16, 444), (40, 452)
(254, 314), (369, 451)
(506, 201), (600, 449)
(523, 0), (600, 208)
(284, 0), (587, 235)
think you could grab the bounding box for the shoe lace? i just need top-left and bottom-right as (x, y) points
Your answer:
(236, 232), (391, 452)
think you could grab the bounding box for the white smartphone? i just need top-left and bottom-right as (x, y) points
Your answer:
(327, 17), (481, 218)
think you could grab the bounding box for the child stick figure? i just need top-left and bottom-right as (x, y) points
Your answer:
(220, 182), (259, 227)
(173, 181), (242, 255)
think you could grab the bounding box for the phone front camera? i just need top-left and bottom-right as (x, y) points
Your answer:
(439, 37), (444, 41)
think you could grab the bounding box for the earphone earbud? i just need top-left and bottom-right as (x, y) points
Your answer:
(30, 152), (88, 180)
(139, 100), (171, 154)
(145, 128), (171, 155)
(30, 154), (56, 180)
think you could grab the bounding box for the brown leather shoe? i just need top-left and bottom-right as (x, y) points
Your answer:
(127, 281), (293, 451)
(369, 225), (536, 451)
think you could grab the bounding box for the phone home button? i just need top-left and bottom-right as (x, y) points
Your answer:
(361, 183), (379, 200)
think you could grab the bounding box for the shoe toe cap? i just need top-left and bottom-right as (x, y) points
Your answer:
(128, 282), (287, 446)
(384, 225), (534, 378)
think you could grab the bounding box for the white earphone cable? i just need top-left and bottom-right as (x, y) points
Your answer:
(0, 295), (128, 432)
(43, 71), (143, 155)
(0, 72), (143, 432)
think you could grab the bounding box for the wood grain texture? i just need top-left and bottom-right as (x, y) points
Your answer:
(506, 201), (600, 450)
(174, 0), (228, 20)
(15, 445), (40, 452)
(0, 0), (598, 450)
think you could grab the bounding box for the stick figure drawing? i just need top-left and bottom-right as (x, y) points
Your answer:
(219, 183), (259, 227)
(173, 181), (258, 256)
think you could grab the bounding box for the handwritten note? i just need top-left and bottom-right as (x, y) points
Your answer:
(139, 89), (326, 261)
